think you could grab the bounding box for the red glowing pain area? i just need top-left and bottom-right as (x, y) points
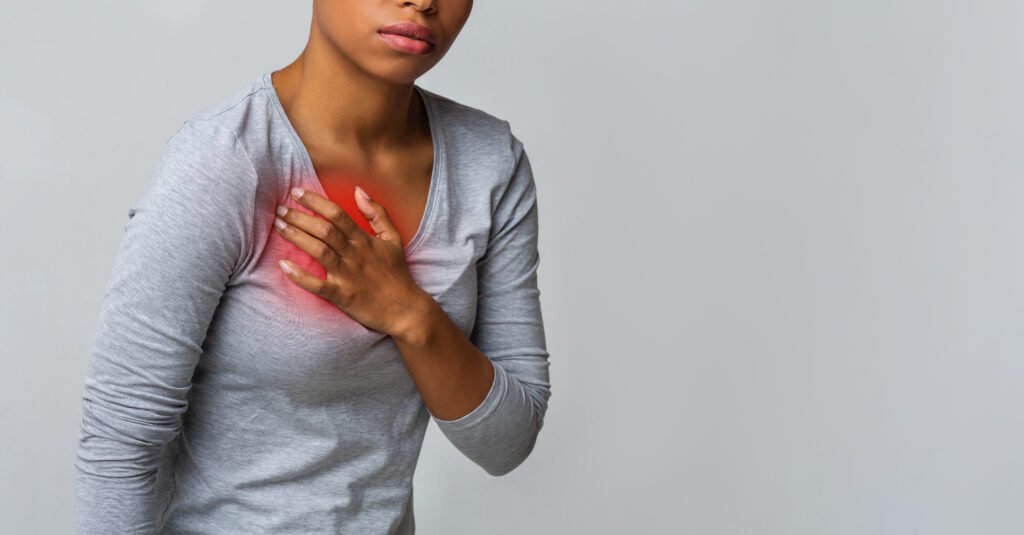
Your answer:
(267, 173), (420, 321)
(318, 178), (378, 238)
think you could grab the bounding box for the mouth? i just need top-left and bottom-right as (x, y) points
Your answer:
(378, 21), (437, 47)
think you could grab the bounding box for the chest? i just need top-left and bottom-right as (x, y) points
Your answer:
(196, 191), (481, 404)
(306, 140), (434, 247)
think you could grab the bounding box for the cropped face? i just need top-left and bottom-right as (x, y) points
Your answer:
(312, 0), (473, 83)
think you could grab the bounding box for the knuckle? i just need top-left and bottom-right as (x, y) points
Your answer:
(349, 235), (368, 250)
(325, 276), (348, 299)
(324, 225), (342, 245)
(311, 241), (330, 260)
(326, 205), (347, 223)
(315, 219), (334, 238)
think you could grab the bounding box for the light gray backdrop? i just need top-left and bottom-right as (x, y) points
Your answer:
(2, 1), (1022, 533)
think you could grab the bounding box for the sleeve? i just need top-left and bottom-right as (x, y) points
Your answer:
(431, 131), (553, 477)
(73, 121), (257, 533)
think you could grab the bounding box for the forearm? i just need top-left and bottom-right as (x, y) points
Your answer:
(391, 291), (496, 421)
(382, 134), (550, 477)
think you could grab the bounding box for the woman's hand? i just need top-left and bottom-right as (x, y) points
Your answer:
(273, 185), (432, 337)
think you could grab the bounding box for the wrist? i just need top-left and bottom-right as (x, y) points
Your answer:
(391, 288), (440, 347)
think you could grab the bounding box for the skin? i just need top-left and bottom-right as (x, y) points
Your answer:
(270, 0), (495, 422)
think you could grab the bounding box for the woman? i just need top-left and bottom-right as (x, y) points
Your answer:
(73, 1), (552, 532)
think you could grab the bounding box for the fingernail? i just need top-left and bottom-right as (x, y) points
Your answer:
(291, 187), (305, 199)
(356, 185), (371, 201)
(276, 205), (288, 217)
(279, 259), (295, 274)
(274, 217), (287, 230)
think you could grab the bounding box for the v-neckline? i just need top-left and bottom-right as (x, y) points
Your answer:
(262, 71), (444, 256)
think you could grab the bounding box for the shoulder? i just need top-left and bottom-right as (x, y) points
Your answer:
(149, 76), (272, 199)
(167, 75), (272, 163)
(131, 79), (270, 261)
(422, 89), (538, 234)
(420, 87), (524, 175)
(133, 81), (268, 266)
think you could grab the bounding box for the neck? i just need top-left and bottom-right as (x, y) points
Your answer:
(272, 24), (425, 156)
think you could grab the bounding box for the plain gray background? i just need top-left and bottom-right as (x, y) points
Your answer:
(2, 1), (1022, 533)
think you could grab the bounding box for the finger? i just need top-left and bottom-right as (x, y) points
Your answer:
(276, 204), (347, 256)
(274, 215), (340, 268)
(290, 187), (361, 239)
(354, 185), (402, 245)
(278, 259), (329, 297)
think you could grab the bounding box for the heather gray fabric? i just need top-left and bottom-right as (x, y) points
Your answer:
(74, 72), (552, 534)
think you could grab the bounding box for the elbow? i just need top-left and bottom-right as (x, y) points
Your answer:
(435, 364), (552, 477)
(445, 404), (546, 478)
(482, 382), (550, 477)
(483, 429), (541, 477)
(482, 398), (548, 477)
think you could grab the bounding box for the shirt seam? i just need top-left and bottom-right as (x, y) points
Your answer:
(226, 127), (259, 280)
(191, 85), (264, 123)
(177, 119), (260, 282)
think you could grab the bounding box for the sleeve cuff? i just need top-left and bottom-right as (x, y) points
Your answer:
(432, 359), (506, 431)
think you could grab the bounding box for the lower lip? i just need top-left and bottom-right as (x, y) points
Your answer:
(377, 31), (435, 55)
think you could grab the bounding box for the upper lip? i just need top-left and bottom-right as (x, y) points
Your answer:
(378, 22), (436, 46)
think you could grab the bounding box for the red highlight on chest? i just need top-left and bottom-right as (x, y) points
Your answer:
(317, 179), (377, 238)
(266, 173), (416, 322)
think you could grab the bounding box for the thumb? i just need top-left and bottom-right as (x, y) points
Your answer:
(354, 185), (402, 245)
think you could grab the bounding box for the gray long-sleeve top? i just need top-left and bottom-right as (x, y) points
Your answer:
(74, 72), (552, 534)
